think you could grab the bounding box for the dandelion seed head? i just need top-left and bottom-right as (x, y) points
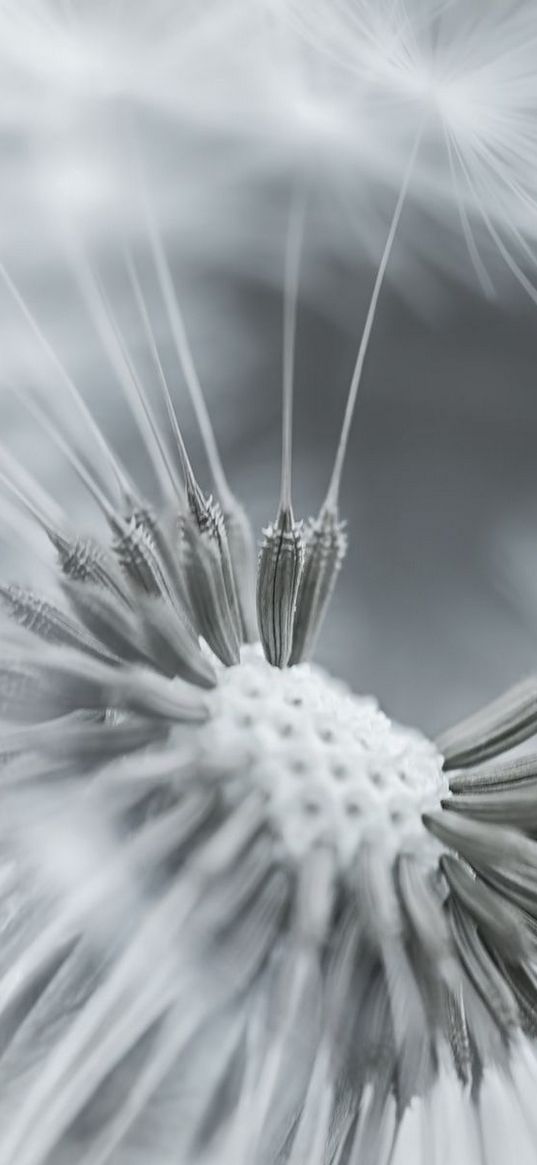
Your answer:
(1, 362), (535, 1161)
(203, 646), (446, 867)
(3, 3), (537, 1162)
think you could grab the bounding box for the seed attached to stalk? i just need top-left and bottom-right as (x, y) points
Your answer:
(290, 506), (347, 664)
(180, 480), (241, 667)
(292, 124), (423, 663)
(257, 192), (306, 667)
(134, 165), (257, 645)
(257, 504), (304, 668)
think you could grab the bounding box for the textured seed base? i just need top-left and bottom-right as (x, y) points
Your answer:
(202, 646), (448, 869)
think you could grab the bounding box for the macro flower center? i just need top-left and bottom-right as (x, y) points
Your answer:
(203, 646), (448, 870)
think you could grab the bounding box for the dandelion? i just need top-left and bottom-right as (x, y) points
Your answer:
(3, 2), (537, 1165)
(0, 272), (536, 1165)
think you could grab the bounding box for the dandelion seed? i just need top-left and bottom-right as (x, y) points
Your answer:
(257, 506), (304, 668)
(257, 193), (305, 668)
(129, 170), (257, 642)
(290, 508), (347, 665)
(291, 120), (422, 661)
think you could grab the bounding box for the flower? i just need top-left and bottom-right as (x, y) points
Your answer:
(0, 331), (536, 1163)
(3, 3), (537, 1163)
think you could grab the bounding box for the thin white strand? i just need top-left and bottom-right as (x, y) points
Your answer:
(461, 125), (537, 227)
(0, 493), (52, 569)
(0, 441), (64, 536)
(65, 240), (178, 503)
(0, 262), (134, 505)
(4, 384), (117, 523)
(443, 126), (495, 297)
(0, 469), (55, 539)
(136, 151), (232, 505)
(280, 189), (306, 512)
(120, 247), (200, 494)
(121, 245), (186, 501)
(325, 117), (425, 511)
(452, 135), (537, 309)
(76, 1002), (203, 1165)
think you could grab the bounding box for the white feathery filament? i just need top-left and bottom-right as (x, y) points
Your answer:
(324, 118), (424, 511)
(280, 190), (305, 514)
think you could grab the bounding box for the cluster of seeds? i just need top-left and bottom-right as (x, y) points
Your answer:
(204, 648), (447, 867)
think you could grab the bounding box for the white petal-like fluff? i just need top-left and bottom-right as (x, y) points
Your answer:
(2, 0), (537, 296)
(275, 0), (537, 234)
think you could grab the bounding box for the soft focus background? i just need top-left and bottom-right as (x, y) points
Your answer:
(1, 0), (537, 738)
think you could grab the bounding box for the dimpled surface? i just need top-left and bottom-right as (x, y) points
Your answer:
(201, 646), (448, 870)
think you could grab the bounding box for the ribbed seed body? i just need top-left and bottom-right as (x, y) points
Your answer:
(256, 506), (304, 668)
(179, 486), (241, 666)
(290, 507), (347, 664)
